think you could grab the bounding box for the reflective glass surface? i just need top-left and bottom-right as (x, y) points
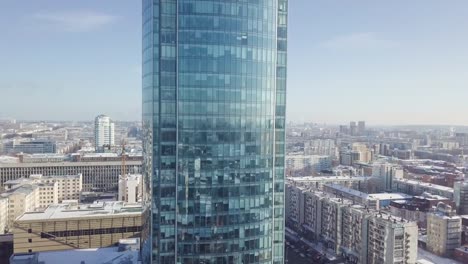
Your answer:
(142, 1), (287, 263)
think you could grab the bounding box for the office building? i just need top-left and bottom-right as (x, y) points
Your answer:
(142, 0), (288, 263)
(454, 181), (468, 215)
(118, 174), (142, 203)
(94, 114), (115, 152)
(426, 203), (461, 257)
(3, 140), (56, 155)
(0, 160), (142, 192)
(13, 202), (142, 253)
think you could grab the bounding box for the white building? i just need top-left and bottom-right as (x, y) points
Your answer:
(426, 203), (461, 257)
(5, 174), (82, 203)
(0, 184), (39, 232)
(372, 163), (404, 191)
(118, 174), (142, 203)
(0, 197), (8, 234)
(304, 139), (337, 157)
(94, 115), (115, 152)
(286, 154), (332, 173)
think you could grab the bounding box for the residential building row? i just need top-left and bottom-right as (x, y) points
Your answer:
(0, 174), (82, 234)
(285, 184), (418, 264)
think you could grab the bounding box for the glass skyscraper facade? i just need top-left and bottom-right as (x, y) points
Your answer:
(142, 1), (287, 263)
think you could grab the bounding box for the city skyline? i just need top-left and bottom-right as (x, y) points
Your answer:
(1, 0), (468, 125)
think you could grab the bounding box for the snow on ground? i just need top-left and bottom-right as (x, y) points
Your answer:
(418, 248), (462, 264)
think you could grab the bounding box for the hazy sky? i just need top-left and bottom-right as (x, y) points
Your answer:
(1, 1), (468, 125)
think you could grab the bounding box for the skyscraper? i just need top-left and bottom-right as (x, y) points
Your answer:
(141, 1), (288, 263)
(94, 114), (115, 152)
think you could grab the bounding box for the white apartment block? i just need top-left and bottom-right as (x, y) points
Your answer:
(286, 154), (332, 173)
(0, 197), (8, 234)
(118, 174), (142, 203)
(372, 163), (404, 191)
(394, 179), (454, 199)
(426, 203), (461, 257)
(0, 184), (39, 232)
(94, 115), (115, 152)
(5, 174), (82, 203)
(304, 139), (337, 157)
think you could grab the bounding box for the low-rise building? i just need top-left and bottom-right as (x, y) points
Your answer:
(13, 201), (142, 253)
(393, 179), (454, 199)
(390, 193), (454, 228)
(9, 238), (141, 264)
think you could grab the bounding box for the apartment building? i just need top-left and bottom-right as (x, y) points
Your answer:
(5, 174), (82, 204)
(0, 197), (7, 234)
(365, 213), (418, 264)
(285, 183), (418, 264)
(118, 174), (142, 203)
(0, 184), (39, 232)
(427, 203), (461, 257)
(13, 201), (142, 253)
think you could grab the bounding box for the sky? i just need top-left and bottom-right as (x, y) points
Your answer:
(1, 1), (468, 125)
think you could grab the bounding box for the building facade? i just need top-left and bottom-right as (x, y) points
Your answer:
(285, 184), (418, 264)
(454, 181), (468, 215)
(426, 203), (461, 257)
(118, 174), (142, 203)
(141, 1), (288, 263)
(0, 197), (7, 234)
(3, 140), (56, 155)
(0, 161), (141, 192)
(94, 114), (115, 152)
(13, 202), (142, 253)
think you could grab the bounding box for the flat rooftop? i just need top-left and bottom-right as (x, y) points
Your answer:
(288, 176), (371, 182)
(17, 201), (142, 222)
(10, 239), (140, 264)
(395, 179), (454, 193)
(324, 183), (413, 200)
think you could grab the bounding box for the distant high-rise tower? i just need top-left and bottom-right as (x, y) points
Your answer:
(94, 115), (115, 152)
(358, 121), (365, 135)
(350, 121), (357, 136)
(141, 0), (288, 263)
